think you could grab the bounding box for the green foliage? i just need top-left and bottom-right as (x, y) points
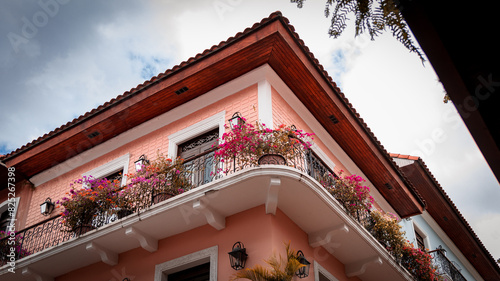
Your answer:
(369, 210), (440, 280)
(231, 242), (304, 281)
(291, 0), (425, 62)
(370, 210), (406, 260)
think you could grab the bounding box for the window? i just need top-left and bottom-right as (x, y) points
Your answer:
(413, 222), (430, 251)
(178, 128), (219, 187)
(167, 262), (210, 281)
(415, 230), (425, 251)
(82, 153), (130, 187)
(168, 112), (225, 187)
(154, 246), (218, 281)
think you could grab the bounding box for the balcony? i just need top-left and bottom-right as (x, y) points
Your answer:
(429, 248), (467, 281)
(1, 146), (415, 281)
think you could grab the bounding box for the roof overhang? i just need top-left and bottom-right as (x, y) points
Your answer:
(2, 12), (424, 217)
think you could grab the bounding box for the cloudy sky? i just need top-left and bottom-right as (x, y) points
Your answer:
(1, 0), (499, 262)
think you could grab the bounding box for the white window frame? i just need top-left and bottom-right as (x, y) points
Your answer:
(413, 221), (431, 251)
(81, 153), (130, 187)
(0, 197), (20, 233)
(314, 261), (339, 281)
(154, 245), (218, 281)
(168, 111), (226, 159)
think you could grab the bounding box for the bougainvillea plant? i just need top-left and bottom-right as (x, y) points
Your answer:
(323, 172), (374, 217)
(213, 120), (314, 172)
(124, 154), (191, 209)
(400, 242), (440, 281)
(57, 176), (121, 232)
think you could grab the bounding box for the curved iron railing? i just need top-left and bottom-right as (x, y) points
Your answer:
(429, 248), (467, 281)
(0, 146), (372, 267)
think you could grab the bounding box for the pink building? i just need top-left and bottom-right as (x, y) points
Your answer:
(1, 12), (499, 281)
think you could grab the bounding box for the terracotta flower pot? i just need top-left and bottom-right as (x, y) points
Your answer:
(258, 154), (287, 165)
(117, 209), (134, 219)
(72, 224), (95, 237)
(151, 192), (175, 204)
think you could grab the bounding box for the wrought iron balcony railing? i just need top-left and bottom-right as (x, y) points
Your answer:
(1, 146), (372, 267)
(429, 248), (467, 281)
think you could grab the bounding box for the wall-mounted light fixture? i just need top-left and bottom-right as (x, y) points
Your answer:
(296, 250), (310, 278)
(228, 241), (247, 270)
(134, 154), (149, 172)
(228, 112), (245, 131)
(40, 197), (55, 216)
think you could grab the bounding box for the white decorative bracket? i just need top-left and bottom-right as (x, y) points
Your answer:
(125, 226), (158, 252)
(265, 177), (281, 215)
(193, 199), (225, 230)
(21, 268), (54, 281)
(86, 242), (118, 266)
(309, 223), (349, 248)
(345, 256), (383, 277)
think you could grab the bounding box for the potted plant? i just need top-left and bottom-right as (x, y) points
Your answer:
(257, 124), (314, 166)
(58, 176), (120, 235)
(213, 121), (314, 173)
(231, 242), (304, 281)
(126, 154), (191, 206)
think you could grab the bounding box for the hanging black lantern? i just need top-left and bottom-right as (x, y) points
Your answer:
(228, 241), (247, 270)
(40, 197), (55, 216)
(296, 250), (311, 278)
(228, 112), (245, 131)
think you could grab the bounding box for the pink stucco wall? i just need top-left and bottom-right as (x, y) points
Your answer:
(55, 205), (360, 281)
(25, 84), (258, 228)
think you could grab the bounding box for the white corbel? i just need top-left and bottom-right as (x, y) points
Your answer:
(125, 226), (158, 252)
(345, 256), (383, 277)
(308, 223), (349, 248)
(21, 267), (54, 281)
(265, 177), (281, 215)
(193, 199), (225, 230)
(86, 242), (118, 265)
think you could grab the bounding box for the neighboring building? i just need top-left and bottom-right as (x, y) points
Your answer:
(1, 12), (499, 281)
(392, 154), (499, 281)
